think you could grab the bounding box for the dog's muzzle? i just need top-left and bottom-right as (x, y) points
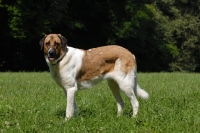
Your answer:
(48, 48), (56, 61)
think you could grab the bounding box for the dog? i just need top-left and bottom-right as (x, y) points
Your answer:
(39, 34), (149, 120)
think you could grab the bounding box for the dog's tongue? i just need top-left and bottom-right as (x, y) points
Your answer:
(49, 58), (55, 61)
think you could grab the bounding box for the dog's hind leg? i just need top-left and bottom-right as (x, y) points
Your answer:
(121, 82), (139, 117)
(123, 87), (139, 117)
(116, 71), (139, 117)
(107, 79), (124, 116)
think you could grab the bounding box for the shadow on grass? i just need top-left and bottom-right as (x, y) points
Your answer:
(55, 108), (65, 118)
(121, 108), (134, 118)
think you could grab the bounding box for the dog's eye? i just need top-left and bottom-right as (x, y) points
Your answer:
(55, 43), (59, 47)
(46, 42), (50, 46)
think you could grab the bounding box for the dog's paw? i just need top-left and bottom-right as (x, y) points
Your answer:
(65, 117), (72, 121)
(132, 114), (137, 118)
(117, 111), (123, 117)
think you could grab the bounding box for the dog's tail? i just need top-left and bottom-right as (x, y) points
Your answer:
(136, 84), (149, 99)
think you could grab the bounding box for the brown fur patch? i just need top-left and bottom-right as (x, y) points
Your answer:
(76, 45), (136, 81)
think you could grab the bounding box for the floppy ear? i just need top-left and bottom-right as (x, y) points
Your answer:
(39, 35), (47, 50)
(57, 34), (68, 49)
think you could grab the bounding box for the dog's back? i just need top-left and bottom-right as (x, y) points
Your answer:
(76, 45), (136, 82)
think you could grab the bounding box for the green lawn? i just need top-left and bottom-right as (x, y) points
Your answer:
(0, 72), (200, 132)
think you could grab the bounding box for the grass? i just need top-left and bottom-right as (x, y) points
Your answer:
(0, 72), (200, 132)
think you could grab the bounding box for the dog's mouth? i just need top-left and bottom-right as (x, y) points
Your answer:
(49, 57), (55, 61)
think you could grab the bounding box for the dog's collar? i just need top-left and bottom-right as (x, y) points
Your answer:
(51, 48), (68, 66)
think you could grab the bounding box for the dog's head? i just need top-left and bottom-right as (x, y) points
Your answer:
(39, 34), (67, 62)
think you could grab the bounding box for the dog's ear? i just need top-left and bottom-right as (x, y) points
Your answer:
(58, 34), (68, 49)
(39, 35), (47, 50)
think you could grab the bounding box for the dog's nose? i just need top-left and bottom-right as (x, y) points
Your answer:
(48, 48), (55, 57)
(49, 50), (54, 55)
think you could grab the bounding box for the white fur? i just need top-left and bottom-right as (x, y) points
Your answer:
(45, 46), (148, 120)
(78, 75), (104, 89)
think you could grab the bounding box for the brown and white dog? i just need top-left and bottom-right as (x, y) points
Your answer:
(39, 34), (149, 120)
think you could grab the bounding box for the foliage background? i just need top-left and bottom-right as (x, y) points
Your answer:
(1, 0), (200, 72)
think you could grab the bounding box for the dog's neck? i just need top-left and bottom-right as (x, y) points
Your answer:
(51, 48), (68, 66)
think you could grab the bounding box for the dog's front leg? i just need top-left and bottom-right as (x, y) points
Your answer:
(65, 87), (77, 121)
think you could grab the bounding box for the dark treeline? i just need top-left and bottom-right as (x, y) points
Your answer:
(1, 0), (200, 72)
